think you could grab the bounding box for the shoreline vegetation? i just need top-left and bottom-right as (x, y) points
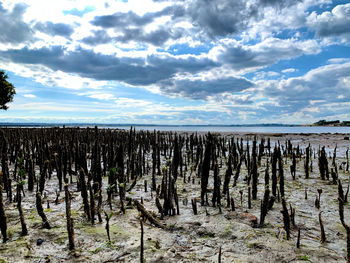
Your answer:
(310, 120), (350, 127)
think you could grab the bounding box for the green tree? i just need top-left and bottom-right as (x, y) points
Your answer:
(0, 70), (16, 110)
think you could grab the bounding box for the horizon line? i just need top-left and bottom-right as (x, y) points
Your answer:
(0, 122), (306, 127)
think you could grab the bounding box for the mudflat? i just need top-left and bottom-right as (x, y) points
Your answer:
(0, 128), (349, 262)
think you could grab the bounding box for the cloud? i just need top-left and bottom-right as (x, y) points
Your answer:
(23, 94), (36, 99)
(88, 93), (115, 100)
(186, 0), (304, 39)
(254, 71), (280, 80)
(187, 0), (257, 38)
(92, 10), (158, 28)
(282, 68), (296, 73)
(308, 4), (350, 40)
(89, 6), (186, 45)
(88, 0), (307, 45)
(34, 22), (75, 37)
(263, 62), (350, 112)
(208, 93), (255, 105)
(259, 0), (302, 8)
(0, 0), (349, 124)
(0, 3), (33, 44)
(83, 26), (184, 46)
(91, 5), (185, 28)
(81, 30), (113, 45)
(158, 76), (254, 99)
(114, 97), (153, 107)
(23, 94), (36, 98)
(327, 58), (350, 64)
(0, 36), (322, 102)
(215, 38), (321, 71)
(114, 27), (183, 46)
(185, 0), (315, 40)
(0, 45), (216, 86)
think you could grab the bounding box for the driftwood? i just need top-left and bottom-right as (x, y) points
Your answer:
(134, 200), (166, 230)
(36, 192), (51, 229)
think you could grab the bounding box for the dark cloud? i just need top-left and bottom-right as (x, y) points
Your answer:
(0, 3), (33, 44)
(259, 0), (302, 8)
(92, 11), (157, 28)
(83, 27), (182, 46)
(34, 22), (75, 37)
(0, 46), (216, 86)
(92, 5), (185, 29)
(188, 0), (258, 38)
(158, 76), (254, 99)
(0, 45), (258, 100)
(82, 30), (113, 45)
(115, 27), (183, 45)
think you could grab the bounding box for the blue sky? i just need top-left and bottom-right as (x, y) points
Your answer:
(0, 0), (349, 124)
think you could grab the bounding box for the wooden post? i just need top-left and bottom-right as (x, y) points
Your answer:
(140, 219), (144, 263)
(0, 185), (8, 243)
(64, 182), (75, 250)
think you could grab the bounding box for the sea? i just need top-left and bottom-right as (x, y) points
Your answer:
(1, 123), (350, 134)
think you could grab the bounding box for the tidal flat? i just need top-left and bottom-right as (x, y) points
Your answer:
(0, 127), (349, 262)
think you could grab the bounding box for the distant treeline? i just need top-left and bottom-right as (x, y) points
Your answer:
(313, 120), (350, 126)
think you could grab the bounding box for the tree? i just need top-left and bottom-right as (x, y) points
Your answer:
(0, 70), (16, 110)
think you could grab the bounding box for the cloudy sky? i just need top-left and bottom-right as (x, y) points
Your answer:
(0, 0), (349, 124)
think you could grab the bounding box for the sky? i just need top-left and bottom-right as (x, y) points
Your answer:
(0, 0), (350, 125)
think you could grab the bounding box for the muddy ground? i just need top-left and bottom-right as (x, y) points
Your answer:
(0, 131), (349, 263)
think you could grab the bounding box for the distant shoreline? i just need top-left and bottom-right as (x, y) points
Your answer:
(0, 123), (302, 127)
(1, 122), (350, 128)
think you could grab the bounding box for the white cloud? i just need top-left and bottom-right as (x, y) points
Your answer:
(327, 58), (350, 64)
(0, 60), (109, 92)
(23, 94), (36, 98)
(79, 91), (116, 100)
(309, 100), (325, 105)
(307, 3), (350, 41)
(261, 61), (350, 116)
(213, 38), (321, 74)
(282, 68), (296, 73)
(114, 98), (153, 108)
